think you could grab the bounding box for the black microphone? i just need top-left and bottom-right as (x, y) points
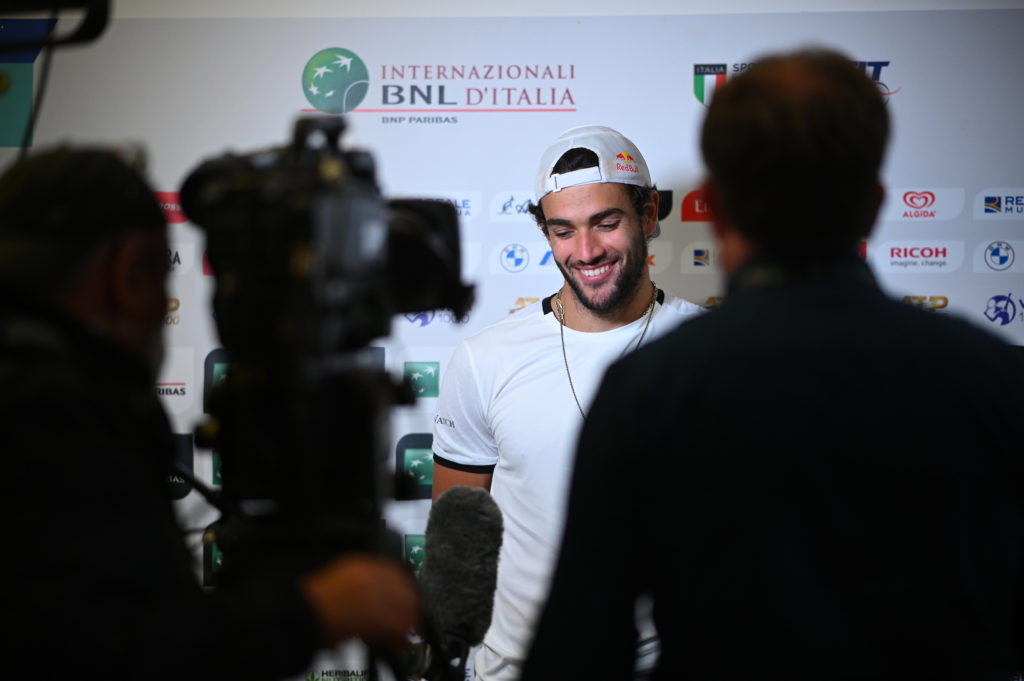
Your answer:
(410, 485), (503, 680)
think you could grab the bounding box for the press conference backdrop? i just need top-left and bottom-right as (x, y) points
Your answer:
(2, 8), (1023, 680)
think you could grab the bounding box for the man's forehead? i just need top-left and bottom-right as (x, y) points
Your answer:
(539, 182), (633, 220)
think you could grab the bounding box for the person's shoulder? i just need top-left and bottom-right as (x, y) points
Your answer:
(458, 298), (549, 351)
(659, 291), (706, 320)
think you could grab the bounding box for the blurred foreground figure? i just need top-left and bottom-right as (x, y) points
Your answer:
(0, 147), (419, 680)
(523, 48), (1024, 681)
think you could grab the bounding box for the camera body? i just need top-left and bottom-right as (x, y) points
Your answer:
(181, 117), (473, 576)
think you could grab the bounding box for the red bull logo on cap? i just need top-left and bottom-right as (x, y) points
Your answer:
(615, 151), (639, 173)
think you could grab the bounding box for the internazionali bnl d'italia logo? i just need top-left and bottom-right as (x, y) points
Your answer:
(302, 47), (369, 114)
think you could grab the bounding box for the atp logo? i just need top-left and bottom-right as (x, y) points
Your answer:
(302, 47), (370, 114)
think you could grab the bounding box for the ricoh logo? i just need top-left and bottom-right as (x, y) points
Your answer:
(882, 188), (963, 221)
(974, 189), (1024, 219)
(875, 241), (963, 273)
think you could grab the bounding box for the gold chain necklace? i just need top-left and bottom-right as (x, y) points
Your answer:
(554, 281), (658, 420)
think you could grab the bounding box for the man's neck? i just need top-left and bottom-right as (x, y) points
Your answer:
(556, 277), (657, 333)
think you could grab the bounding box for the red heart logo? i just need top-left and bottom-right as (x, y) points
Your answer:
(903, 191), (936, 209)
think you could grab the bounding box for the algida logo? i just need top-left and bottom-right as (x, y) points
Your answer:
(302, 47), (370, 114)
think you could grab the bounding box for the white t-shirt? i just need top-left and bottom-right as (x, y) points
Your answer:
(432, 290), (702, 679)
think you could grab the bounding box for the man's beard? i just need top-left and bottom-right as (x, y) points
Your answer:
(556, 233), (649, 314)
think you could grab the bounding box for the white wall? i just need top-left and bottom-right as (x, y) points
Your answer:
(108, 0), (1024, 18)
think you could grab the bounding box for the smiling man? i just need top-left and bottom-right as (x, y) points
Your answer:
(431, 126), (702, 680)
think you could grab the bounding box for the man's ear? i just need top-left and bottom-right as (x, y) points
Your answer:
(643, 189), (660, 239)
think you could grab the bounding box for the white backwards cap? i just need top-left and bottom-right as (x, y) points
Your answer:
(534, 125), (659, 238)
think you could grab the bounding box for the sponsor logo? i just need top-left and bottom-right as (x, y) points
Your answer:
(166, 241), (196, 274)
(680, 189), (712, 222)
(307, 670), (370, 681)
(395, 433), (432, 500)
(154, 192), (187, 224)
(975, 189), (1024, 218)
(983, 241), (1015, 271)
(212, 451), (222, 485)
(404, 534), (426, 574)
(881, 188), (964, 221)
(509, 297), (540, 314)
(902, 190), (935, 216)
(873, 241), (963, 273)
(984, 292), (1022, 326)
(693, 64), (727, 105)
(540, 251), (554, 265)
(423, 193), (477, 220)
(317, 58), (579, 120)
(403, 309), (469, 327)
(404, 361), (440, 397)
(203, 348), (230, 414)
(854, 60), (901, 99)
(901, 295), (949, 312)
(165, 297), (182, 326)
(500, 243), (529, 273)
(433, 414), (455, 429)
(681, 242), (718, 273)
(155, 347), (194, 414)
(303, 47), (370, 114)
(647, 241), (673, 274)
(615, 151), (639, 173)
(695, 59), (899, 107)
(492, 192), (534, 221)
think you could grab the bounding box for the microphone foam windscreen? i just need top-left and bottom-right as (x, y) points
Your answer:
(419, 485), (503, 645)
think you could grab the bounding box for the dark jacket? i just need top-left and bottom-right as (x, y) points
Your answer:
(0, 297), (321, 680)
(524, 257), (1024, 680)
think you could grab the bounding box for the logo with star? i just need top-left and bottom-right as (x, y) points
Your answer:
(403, 447), (434, 486)
(404, 361), (440, 397)
(404, 534), (426, 574)
(302, 47), (369, 114)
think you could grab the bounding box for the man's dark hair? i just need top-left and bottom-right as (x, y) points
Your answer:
(528, 147), (656, 237)
(700, 48), (889, 260)
(0, 147), (165, 290)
